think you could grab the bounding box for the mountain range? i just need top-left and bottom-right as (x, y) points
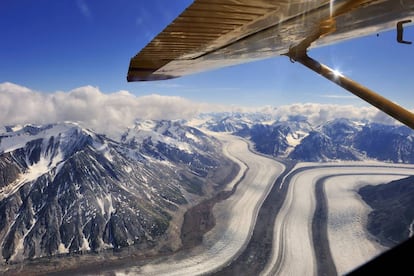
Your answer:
(202, 114), (414, 162)
(1, 113), (414, 265)
(0, 121), (232, 263)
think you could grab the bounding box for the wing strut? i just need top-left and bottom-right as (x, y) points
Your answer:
(289, 53), (414, 130)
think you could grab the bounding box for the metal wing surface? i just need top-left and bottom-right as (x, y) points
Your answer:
(127, 0), (414, 82)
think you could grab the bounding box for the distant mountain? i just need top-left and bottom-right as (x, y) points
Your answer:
(202, 114), (414, 162)
(353, 123), (414, 163)
(246, 117), (312, 157)
(0, 121), (230, 263)
(359, 176), (414, 247)
(201, 112), (273, 134)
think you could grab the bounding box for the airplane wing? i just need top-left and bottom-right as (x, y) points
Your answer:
(127, 0), (414, 82)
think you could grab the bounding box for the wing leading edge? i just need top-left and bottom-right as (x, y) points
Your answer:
(127, 0), (414, 82)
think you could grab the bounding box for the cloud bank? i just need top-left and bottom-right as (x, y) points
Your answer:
(0, 82), (212, 136)
(263, 103), (396, 126)
(0, 82), (399, 136)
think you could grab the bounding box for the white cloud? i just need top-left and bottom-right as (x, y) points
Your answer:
(0, 83), (402, 138)
(266, 103), (397, 126)
(0, 82), (211, 136)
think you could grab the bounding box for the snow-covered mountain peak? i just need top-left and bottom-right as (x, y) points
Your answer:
(0, 122), (95, 154)
(120, 119), (211, 155)
(319, 118), (360, 131)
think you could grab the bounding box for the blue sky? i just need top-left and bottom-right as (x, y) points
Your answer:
(1, 0), (413, 108)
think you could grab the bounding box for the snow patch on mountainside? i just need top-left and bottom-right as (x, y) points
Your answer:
(288, 130), (308, 145)
(0, 152), (64, 200)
